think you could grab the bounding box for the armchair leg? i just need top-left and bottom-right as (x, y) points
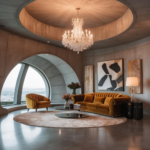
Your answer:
(36, 109), (37, 112)
(27, 108), (29, 112)
(46, 107), (48, 111)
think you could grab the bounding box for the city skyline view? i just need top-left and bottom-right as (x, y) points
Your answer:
(1, 64), (46, 105)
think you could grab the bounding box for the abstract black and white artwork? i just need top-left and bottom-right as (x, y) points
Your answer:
(98, 59), (123, 91)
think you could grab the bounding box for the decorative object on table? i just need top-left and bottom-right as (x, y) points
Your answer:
(62, 93), (72, 108)
(126, 77), (138, 101)
(62, 8), (94, 54)
(73, 104), (82, 109)
(98, 59), (123, 91)
(133, 102), (143, 120)
(67, 82), (81, 95)
(128, 59), (142, 93)
(69, 104), (74, 109)
(84, 65), (94, 93)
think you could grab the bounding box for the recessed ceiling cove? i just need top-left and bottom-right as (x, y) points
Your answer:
(19, 0), (135, 44)
(25, 0), (128, 29)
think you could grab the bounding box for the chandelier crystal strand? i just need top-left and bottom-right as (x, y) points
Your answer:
(62, 8), (94, 54)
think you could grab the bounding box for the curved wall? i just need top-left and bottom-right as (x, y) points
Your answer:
(22, 55), (81, 103)
(0, 29), (82, 115)
(1, 28), (150, 115)
(38, 54), (81, 94)
(83, 36), (150, 115)
(19, 7), (134, 42)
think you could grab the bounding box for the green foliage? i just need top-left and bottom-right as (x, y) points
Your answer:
(67, 82), (81, 89)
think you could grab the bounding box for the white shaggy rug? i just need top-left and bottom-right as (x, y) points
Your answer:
(13, 111), (127, 128)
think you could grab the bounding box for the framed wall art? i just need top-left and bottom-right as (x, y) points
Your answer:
(98, 59), (123, 91)
(84, 65), (94, 93)
(128, 59), (142, 94)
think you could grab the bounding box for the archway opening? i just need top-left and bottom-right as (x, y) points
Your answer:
(1, 63), (48, 107)
(21, 66), (47, 104)
(1, 54), (81, 107)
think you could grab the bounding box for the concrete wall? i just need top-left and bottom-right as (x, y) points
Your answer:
(22, 55), (81, 103)
(0, 29), (82, 115)
(38, 54), (81, 95)
(83, 36), (150, 115)
(1, 28), (150, 115)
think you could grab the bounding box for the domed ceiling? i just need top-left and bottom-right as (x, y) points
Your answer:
(2, 0), (150, 50)
(25, 0), (128, 29)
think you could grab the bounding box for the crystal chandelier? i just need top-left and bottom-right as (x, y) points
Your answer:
(62, 8), (94, 54)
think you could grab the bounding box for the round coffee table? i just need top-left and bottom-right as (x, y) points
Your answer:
(55, 106), (80, 111)
(54, 106), (89, 119)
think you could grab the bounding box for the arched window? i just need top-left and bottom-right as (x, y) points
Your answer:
(1, 64), (22, 106)
(1, 64), (49, 106)
(21, 66), (47, 104)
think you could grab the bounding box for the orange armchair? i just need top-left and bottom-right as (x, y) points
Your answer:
(26, 93), (51, 112)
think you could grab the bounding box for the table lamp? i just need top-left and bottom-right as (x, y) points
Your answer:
(126, 77), (138, 101)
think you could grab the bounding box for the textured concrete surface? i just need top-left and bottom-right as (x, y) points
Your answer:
(83, 36), (150, 115)
(22, 55), (81, 103)
(39, 54), (81, 95)
(0, 108), (150, 150)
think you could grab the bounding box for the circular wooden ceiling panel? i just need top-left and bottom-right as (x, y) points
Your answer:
(25, 0), (128, 29)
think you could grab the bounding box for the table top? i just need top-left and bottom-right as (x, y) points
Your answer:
(55, 113), (89, 119)
(54, 106), (80, 110)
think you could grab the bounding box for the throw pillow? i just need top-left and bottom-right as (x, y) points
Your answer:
(84, 95), (94, 102)
(104, 97), (113, 104)
(93, 97), (105, 104)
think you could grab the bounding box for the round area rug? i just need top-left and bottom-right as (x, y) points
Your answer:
(13, 111), (127, 128)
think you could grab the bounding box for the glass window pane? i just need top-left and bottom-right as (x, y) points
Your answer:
(21, 67), (46, 104)
(1, 64), (22, 106)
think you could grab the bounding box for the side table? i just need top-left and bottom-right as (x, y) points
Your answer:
(132, 102), (143, 120)
(124, 102), (134, 119)
(124, 101), (143, 120)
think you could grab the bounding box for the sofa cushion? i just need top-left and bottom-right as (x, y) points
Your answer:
(104, 97), (112, 104)
(97, 104), (109, 111)
(86, 103), (98, 109)
(93, 97), (105, 104)
(76, 101), (91, 106)
(83, 95), (94, 102)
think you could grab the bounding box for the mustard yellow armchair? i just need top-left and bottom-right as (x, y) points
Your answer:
(26, 93), (51, 112)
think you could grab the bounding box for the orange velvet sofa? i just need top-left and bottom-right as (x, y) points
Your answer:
(72, 93), (130, 117)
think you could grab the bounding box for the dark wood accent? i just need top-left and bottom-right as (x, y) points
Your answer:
(133, 102), (143, 120)
(124, 102), (134, 119)
(124, 102), (143, 120)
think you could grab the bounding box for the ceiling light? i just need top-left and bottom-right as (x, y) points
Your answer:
(62, 8), (94, 54)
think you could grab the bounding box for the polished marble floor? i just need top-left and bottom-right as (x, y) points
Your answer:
(0, 108), (150, 150)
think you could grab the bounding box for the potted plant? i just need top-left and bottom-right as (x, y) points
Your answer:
(67, 82), (81, 95)
(62, 93), (72, 108)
